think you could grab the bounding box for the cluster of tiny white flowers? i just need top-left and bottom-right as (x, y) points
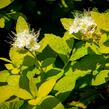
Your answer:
(69, 13), (97, 34)
(12, 30), (40, 51)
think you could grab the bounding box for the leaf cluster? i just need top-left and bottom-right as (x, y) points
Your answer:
(1, 1), (109, 108)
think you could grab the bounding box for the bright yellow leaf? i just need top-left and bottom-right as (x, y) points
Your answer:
(14, 88), (33, 100)
(28, 97), (42, 105)
(16, 16), (29, 33)
(0, 86), (15, 103)
(38, 79), (56, 98)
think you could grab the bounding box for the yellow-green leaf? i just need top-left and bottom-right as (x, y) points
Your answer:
(69, 101), (87, 109)
(11, 68), (20, 74)
(5, 64), (14, 70)
(38, 79), (56, 98)
(16, 16), (29, 33)
(29, 78), (38, 97)
(86, 42), (101, 55)
(0, 86), (15, 103)
(0, 86), (33, 103)
(99, 33), (109, 54)
(91, 11), (109, 31)
(54, 68), (91, 101)
(0, 70), (10, 82)
(99, 45), (109, 54)
(61, 18), (73, 30)
(7, 75), (20, 87)
(14, 88), (33, 100)
(0, 18), (5, 28)
(0, 57), (12, 63)
(70, 41), (88, 61)
(9, 47), (34, 67)
(0, 0), (14, 9)
(62, 32), (74, 52)
(54, 75), (76, 101)
(92, 70), (109, 86)
(5, 63), (20, 74)
(38, 34), (71, 63)
(28, 97), (42, 105)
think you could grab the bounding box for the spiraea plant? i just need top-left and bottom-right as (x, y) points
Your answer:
(1, 10), (109, 109)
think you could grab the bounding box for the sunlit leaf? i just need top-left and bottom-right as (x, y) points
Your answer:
(54, 66), (91, 101)
(61, 18), (73, 30)
(54, 75), (77, 101)
(14, 88), (33, 100)
(86, 42), (101, 55)
(28, 97), (42, 106)
(7, 75), (20, 87)
(70, 41), (88, 61)
(0, 0), (14, 9)
(5, 64), (14, 70)
(27, 67), (40, 79)
(16, 16), (29, 33)
(0, 57), (12, 63)
(38, 79), (56, 98)
(92, 70), (109, 85)
(9, 47), (35, 67)
(29, 77), (38, 97)
(11, 68), (20, 74)
(61, 0), (68, 8)
(9, 48), (27, 67)
(99, 33), (109, 54)
(38, 34), (71, 63)
(68, 101), (87, 109)
(0, 18), (5, 28)
(0, 85), (15, 103)
(63, 32), (74, 52)
(45, 68), (64, 80)
(91, 11), (109, 31)
(0, 70), (10, 82)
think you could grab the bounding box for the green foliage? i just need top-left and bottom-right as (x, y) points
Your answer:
(99, 33), (109, 54)
(0, 99), (24, 109)
(70, 41), (88, 61)
(7, 75), (20, 87)
(28, 79), (56, 105)
(38, 34), (72, 63)
(28, 76), (38, 97)
(0, 85), (15, 103)
(1, 8), (109, 109)
(36, 96), (64, 109)
(9, 47), (35, 68)
(0, 70), (10, 82)
(54, 74), (77, 101)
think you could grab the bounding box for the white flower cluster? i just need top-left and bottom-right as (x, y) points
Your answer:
(12, 30), (40, 51)
(69, 13), (96, 34)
